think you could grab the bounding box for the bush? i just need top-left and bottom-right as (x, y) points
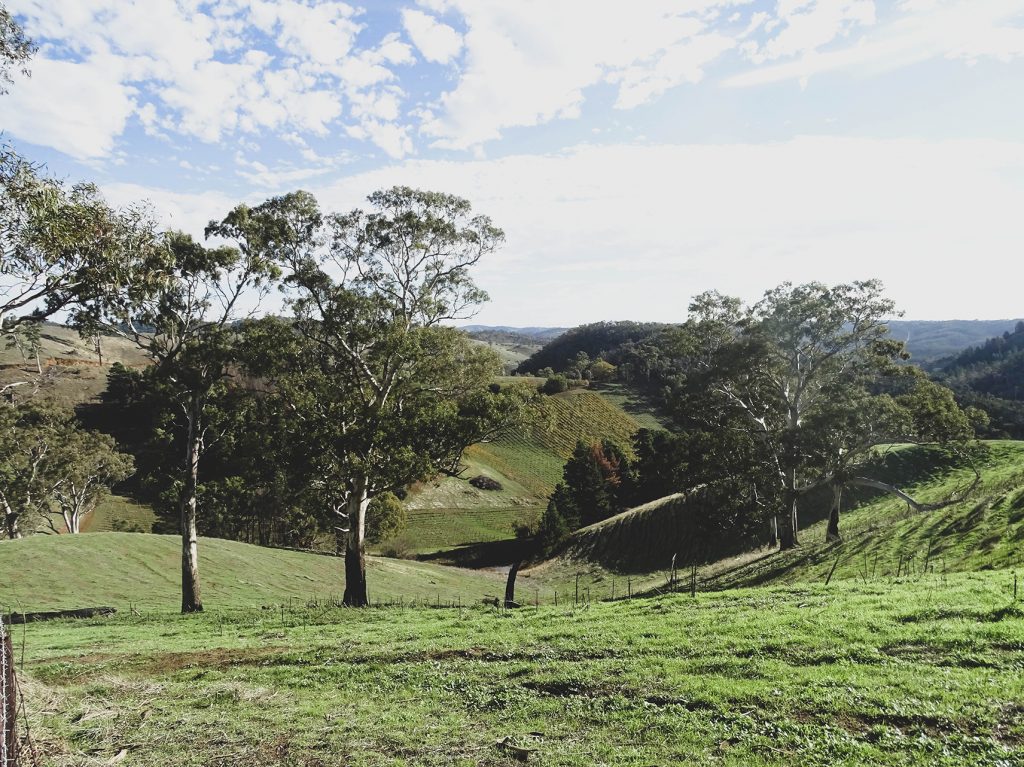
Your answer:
(588, 359), (617, 382)
(469, 475), (503, 491)
(366, 492), (407, 544)
(540, 375), (569, 395)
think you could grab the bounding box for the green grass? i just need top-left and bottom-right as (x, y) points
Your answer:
(0, 533), (504, 612)
(80, 494), (157, 533)
(467, 388), (645, 499)
(710, 441), (1024, 589)
(14, 569), (1024, 765)
(591, 382), (667, 430)
(382, 506), (542, 556)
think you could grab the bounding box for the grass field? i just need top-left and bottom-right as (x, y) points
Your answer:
(12, 569), (1023, 766)
(0, 533), (504, 612)
(384, 506), (541, 556)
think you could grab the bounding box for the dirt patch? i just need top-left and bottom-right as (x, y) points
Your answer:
(994, 703), (1024, 747)
(521, 679), (716, 712)
(138, 646), (293, 675)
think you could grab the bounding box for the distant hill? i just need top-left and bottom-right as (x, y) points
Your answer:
(0, 321), (150, 408)
(886, 319), (1024, 363)
(461, 325), (567, 340)
(930, 321), (1024, 438)
(510, 319), (1023, 378)
(515, 321), (668, 375)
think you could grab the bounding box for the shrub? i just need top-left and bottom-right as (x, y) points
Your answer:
(540, 375), (569, 395)
(469, 475), (503, 491)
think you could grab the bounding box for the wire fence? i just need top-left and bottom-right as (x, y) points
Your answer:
(1, 620), (16, 767)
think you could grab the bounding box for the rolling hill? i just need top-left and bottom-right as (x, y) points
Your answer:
(0, 321), (149, 408)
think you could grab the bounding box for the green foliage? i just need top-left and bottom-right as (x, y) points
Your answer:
(550, 439), (633, 531)
(535, 495), (570, 554)
(588, 358), (617, 382)
(0, 400), (133, 537)
(0, 4), (35, 93)
(1, 144), (157, 341)
(932, 321), (1024, 438)
(366, 492), (407, 544)
(651, 280), (980, 547)
(540, 374), (569, 394)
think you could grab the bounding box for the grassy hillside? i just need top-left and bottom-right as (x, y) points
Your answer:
(0, 533), (503, 612)
(394, 388), (647, 556)
(16, 569), (1024, 765)
(0, 322), (149, 408)
(551, 441), (1024, 592)
(80, 494), (157, 534)
(710, 441), (1024, 589)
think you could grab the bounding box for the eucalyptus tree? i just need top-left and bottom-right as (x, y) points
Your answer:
(678, 280), (979, 550)
(214, 187), (534, 606)
(75, 231), (279, 612)
(0, 3), (34, 93)
(1, 146), (154, 395)
(0, 403), (132, 538)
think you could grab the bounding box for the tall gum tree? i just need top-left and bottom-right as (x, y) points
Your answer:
(682, 280), (979, 550)
(213, 187), (531, 606)
(76, 231), (279, 612)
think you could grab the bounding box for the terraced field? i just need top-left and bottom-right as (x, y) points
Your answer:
(80, 494), (157, 534)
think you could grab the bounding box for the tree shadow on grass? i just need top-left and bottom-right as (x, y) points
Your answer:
(418, 537), (529, 569)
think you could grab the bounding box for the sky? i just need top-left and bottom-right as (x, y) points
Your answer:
(3, 0), (1024, 327)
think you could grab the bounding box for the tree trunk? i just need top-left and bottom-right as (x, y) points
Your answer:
(826, 483), (843, 542)
(342, 477), (370, 607)
(768, 515), (778, 548)
(779, 470), (799, 550)
(179, 396), (203, 613)
(504, 560), (522, 608)
(4, 514), (19, 540)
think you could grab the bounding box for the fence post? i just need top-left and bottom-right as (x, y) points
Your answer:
(2, 621), (18, 767)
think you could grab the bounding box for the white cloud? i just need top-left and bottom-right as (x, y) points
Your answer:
(401, 9), (463, 64)
(728, 0), (1024, 87)
(5, 0), (408, 158)
(101, 182), (243, 239)
(3, 57), (136, 159)
(306, 137), (1024, 324)
(612, 32), (736, 109)
(100, 135), (1024, 324)
(756, 0), (875, 62)
(418, 1), (743, 150)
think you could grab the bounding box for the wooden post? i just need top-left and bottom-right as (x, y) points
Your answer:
(2, 623), (18, 767)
